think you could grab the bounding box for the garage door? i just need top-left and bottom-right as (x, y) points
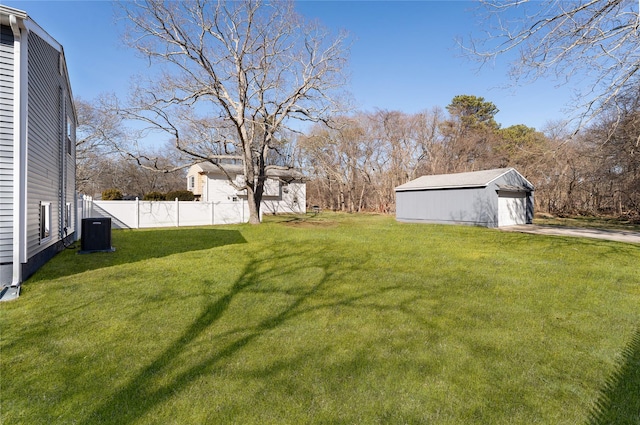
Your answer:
(498, 192), (527, 226)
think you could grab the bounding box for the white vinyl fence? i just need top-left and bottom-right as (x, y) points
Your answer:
(80, 196), (253, 230)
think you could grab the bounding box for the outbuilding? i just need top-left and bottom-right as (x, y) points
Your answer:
(395, 168), (534, 228)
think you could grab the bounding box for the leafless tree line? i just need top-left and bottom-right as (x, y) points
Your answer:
(300, 103), (639, 220)
(74, 0), (639, 221)
(77, 88), (638, 220)
(75, 98), (187, 198)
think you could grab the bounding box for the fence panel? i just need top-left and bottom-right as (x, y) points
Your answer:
(92, 200), (138, 229)
(138, 201), (177, 228)
(179, 202), (212, 226)
(83, 198), (250, 229)
(214, 201), (248, 225)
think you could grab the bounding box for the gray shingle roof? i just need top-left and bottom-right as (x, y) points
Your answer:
(194, 162), (304, 179)
(395, 168), (514, 191)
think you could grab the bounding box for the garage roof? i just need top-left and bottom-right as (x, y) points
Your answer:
(193, 162), (304, 179)
(396, 168), (517, 191)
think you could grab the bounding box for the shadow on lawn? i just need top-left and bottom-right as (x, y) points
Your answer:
(587, 326), (640, 425)
(29, 228), (247, 282)
(78, 243), (339, 425)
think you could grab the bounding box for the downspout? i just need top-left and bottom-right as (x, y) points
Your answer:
(59, 86), (65, 242)
(10, 14), (25, 288)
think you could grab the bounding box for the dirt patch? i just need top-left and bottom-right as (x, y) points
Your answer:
(280, 219), (339, 228)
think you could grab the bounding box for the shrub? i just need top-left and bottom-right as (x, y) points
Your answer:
(165, 190), (195, 201)
(101, 188), (123, 200)
(143, 192), (166, 201)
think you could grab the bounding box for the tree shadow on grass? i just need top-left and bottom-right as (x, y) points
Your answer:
(27, 228), (247, 282)
(587, 326), (640, 425)
(77, 244), (337, 425)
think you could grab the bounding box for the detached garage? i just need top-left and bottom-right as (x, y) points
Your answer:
(395, 168), (534, 228)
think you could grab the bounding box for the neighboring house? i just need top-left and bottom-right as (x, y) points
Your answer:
(0, 6), (76, 300)
(395, 168), (534, 228)
(187, 162), (306, 215)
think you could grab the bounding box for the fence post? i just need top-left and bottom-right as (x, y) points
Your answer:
(175, 198), (179, 227)
(210, 201), (214, 225)
(84, 195), (93, 218)
(135, 197), (140, 229)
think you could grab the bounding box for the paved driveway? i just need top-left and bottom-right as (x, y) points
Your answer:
(501, 225), (640, 244)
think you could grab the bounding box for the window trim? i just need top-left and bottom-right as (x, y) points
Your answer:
(65, 202), (72, 230)
(40, 202), (52, 243)
(66, 115), (73, 156)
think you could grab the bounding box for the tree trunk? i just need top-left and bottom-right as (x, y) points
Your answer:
(247, 186), (261, 224)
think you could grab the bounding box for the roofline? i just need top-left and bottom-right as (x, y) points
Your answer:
(394, 168), (535, 192)
(1, 6), (63, 53)
(2, 6), (76, 119)
(485, 167), (534, 190)
(484, 167), (513, 187)
(395, 184), (487, 192)
(0, 5), (28, 23)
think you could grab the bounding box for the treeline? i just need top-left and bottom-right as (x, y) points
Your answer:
(299, 95), (639, 220)
(77, 94), (639, 220)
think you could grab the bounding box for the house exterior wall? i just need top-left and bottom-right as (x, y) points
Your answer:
(186, 168), (205, 197)
(0, 24), (13, 283)
(261, 180), (306, 214)
(205, 174), (239, 203)
(24, 31), (76, 273)
(187, 164), (306, 215)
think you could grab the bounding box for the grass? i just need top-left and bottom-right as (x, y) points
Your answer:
(1, 213), (639, 424)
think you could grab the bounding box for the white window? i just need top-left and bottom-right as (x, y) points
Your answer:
(40, 202), (51, 242)
(189, 175), (195, 190)
(65, 202), (72, 230)
(66, 116), (73, 155)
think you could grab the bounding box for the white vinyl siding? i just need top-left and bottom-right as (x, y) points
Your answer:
(263, 178), (280, 197)
(25, 32), (75, 255)
(0, 25), (14, 265)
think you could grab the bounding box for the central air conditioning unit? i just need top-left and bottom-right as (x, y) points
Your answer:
(79, 217), (115, 254)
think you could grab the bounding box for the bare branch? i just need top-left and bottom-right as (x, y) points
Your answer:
(464, 0), (640, 127)
(115, 0), (349, 222)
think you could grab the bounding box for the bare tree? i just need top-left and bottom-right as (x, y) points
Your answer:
(300, 116), (374, 212)
(75, 98), (126, 194)
(117, 0), (349, 223)
(466, 0), (640, 127)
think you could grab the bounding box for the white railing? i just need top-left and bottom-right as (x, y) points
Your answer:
(79, 196), (251, 230)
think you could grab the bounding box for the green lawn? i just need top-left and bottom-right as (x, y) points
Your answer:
(1, 214), (639, 424)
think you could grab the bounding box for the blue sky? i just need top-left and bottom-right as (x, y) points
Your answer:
(5, 0), (582, 131)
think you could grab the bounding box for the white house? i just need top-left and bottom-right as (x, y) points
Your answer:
(0, 6), (76, 300)
(187, 162), (306, 215)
